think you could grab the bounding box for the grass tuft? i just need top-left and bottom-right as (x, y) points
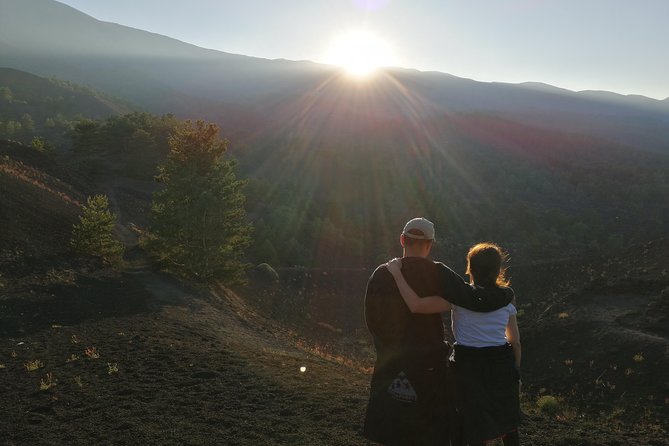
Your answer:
(39, 372), (57, 391)
(84, 347), (100, 359)
(24, 359), (44, 372)
(537, 395), (561, 415)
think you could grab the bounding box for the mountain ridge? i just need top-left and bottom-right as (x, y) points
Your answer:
(2, 0), (668, 154)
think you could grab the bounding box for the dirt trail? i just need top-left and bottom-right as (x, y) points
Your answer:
(97, 175), (158, 248)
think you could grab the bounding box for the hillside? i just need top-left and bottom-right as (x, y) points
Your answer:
(2, 0), (669, 270)
(0, 139), (84, 260)
(0, 68), (131, 148)
(1, 138), (667, 444)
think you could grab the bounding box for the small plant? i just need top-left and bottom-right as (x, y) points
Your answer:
(558, 312), (569, 319)
(537, 395), (561, 416)
(0, 364), (6, 369)
(71, 335), (80, 344)
(45, 268), (76, 285)
(66, 354), (79, 363)
(84, 347), (100, 359)
(24, 359), (44, 372)
(625, 367), (634, 376)
(633, 353), (644, 363)
(610, 406), (626, 419)
(39, 372), (57, 391)
(107, 362), (119, 374)
(564, 359), (574, 366)
(73, 375), (83, 387)
(10, 350), (17, 358)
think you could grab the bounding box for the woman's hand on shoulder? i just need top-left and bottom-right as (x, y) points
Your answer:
(386, 257), (402, 275)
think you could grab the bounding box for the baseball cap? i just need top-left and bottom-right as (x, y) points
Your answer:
(402, 217), (435, 240)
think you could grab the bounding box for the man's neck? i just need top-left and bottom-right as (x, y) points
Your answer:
(402, 250), (427, 259)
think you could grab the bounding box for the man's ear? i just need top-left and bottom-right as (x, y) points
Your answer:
(400, 234), (406, 248)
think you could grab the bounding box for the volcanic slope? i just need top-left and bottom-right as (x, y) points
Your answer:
(1, 141), (666, 445)
(2, 263), (667, 446)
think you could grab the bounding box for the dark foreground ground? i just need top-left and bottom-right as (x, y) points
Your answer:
(1, 257), (667, 445)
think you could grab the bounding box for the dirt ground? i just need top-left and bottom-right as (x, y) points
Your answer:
(2, 254), (667, 445)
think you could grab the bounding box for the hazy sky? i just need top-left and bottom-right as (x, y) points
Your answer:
(56, 0), (669, 99)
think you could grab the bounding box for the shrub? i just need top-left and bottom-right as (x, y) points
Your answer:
(70, 195), (124, 266)
(537, 395), (560, 415)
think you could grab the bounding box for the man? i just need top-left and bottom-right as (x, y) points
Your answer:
(362, 218), (512, 446)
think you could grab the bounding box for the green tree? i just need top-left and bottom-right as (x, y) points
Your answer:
(21, 114), (35, 133)
(149, 120), (251, 283)
(30, 137), (55, 155)
(71, 119), (102, 152)
(70, 195), (124, 265)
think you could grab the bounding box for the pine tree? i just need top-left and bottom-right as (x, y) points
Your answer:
(149, 120), (251, 283)
(70, 195), (124, 265)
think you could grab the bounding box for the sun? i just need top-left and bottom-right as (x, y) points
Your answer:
(324, 30), (395, 77)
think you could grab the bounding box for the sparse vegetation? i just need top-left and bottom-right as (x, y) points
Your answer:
(537, 395), (561, 415)
(84, 347), (100, 359)
(45, 268), (76, 285)
(39, 372), (56, 391)
(24, 359), (44, 372)
(107, 362), (119, 374)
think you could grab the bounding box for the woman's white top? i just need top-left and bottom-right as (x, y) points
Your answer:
(451, 302), (517, 347)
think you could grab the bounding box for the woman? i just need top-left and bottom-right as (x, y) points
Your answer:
(386, 242), (521, 446)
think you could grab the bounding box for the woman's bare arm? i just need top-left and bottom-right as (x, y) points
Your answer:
(386, 258), (452, 314)
(506, 314), (521, 369)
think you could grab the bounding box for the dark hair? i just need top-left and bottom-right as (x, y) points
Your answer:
(402, 229), (433, 248)
(465, 242), (510, 287)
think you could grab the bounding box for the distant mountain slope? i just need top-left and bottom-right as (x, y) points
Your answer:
(0, 67), (131, 146)
(0, 67), (129, 116)
(1, 0), (668, 151)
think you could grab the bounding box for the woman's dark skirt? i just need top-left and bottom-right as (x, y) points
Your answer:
(450, 343), (520, 444)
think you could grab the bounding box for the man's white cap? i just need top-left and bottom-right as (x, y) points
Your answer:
(402, 217), (435, 240)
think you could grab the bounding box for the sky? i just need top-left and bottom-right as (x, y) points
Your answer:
(55, 0), (669, 99)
